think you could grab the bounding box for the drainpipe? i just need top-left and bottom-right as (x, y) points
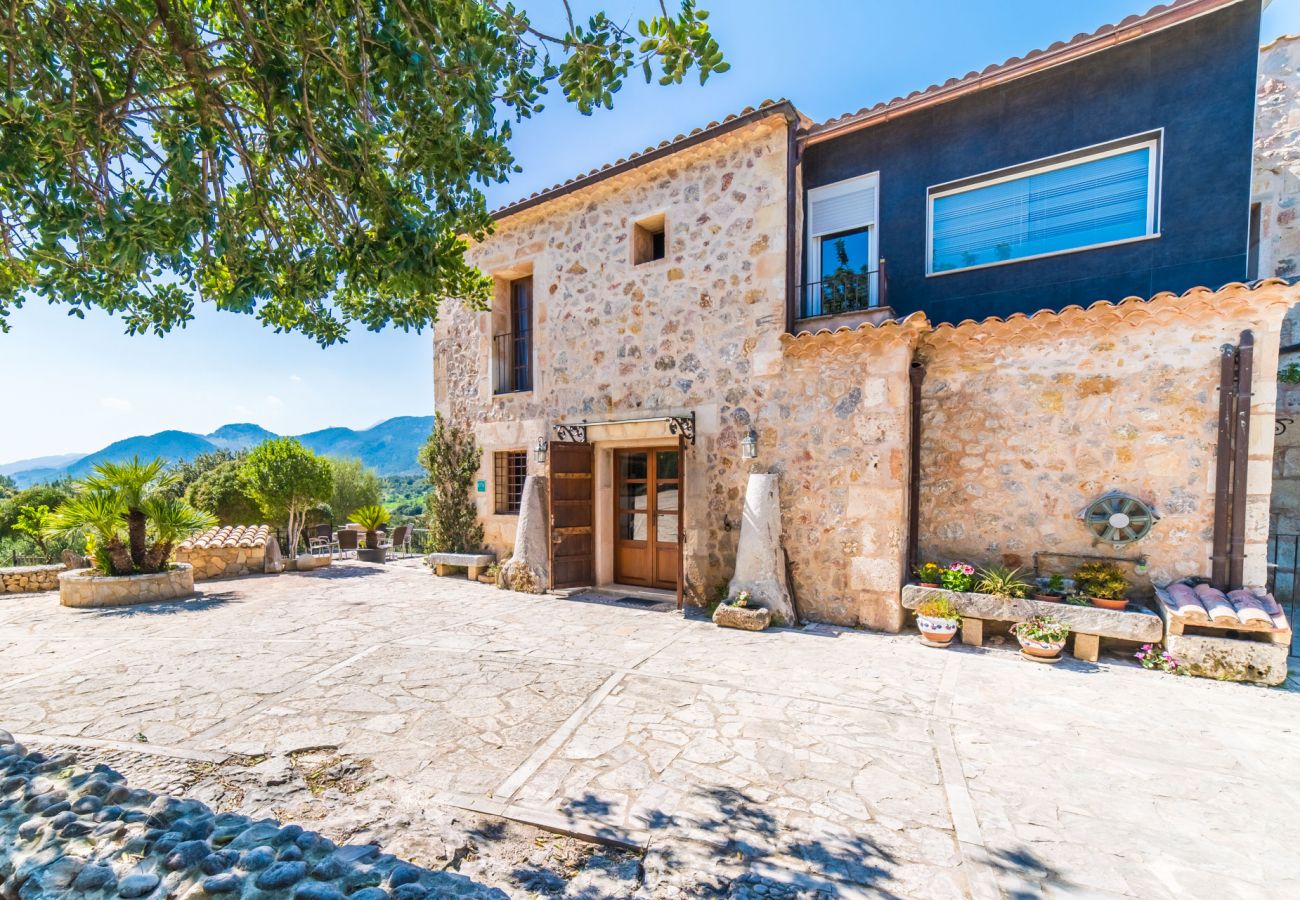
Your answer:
(1211, 344), (1236, 589)
(907, 358), (926, 574)
(784, 117), (799, 335)
(1228, 330), (1254, 589)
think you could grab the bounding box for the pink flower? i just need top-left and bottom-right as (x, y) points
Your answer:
(962, 564), (974, 575)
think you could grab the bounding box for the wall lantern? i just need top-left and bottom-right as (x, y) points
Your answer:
(534, 437), (549, 465)
(740, 429), (758, 460)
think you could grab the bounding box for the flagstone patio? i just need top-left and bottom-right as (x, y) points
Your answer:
(1, 560), (1297, 898)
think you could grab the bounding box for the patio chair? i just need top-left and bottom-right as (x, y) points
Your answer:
(389, 524), (411, 557)
(336, 528), (359, 558)
(313, 523), (340, 556)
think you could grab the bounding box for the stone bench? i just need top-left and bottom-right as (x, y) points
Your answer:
(902, 584), (1163, 662)
(427, 552), (496, 581)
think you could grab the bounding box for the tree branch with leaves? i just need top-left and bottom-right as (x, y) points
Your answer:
(0, 0), (726, 345)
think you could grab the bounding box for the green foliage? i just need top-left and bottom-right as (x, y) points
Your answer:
(383, 474), (427, 520)
(166, 450), (242, 499)
(975, 566), (1032, 600)
(352, 504), (391, 533)
(418, 414), (483, 553)
(46, 456), (215, 575)
(0, 483), (73, 540)
(0, 474), (16, 499)
(185, 459), (263, 526)
(240, 438), (333, 554)
(1012, 615), (1071, 643)
(1074, 562), (1129, 600)
(916, 595), (961, 622)
(327, 458), (384, 522)
(0, 2), (726, 345)
(1280, 362), (1300, 384)
(1045, 574), (1067, 595)
(12, 505), (53, 558)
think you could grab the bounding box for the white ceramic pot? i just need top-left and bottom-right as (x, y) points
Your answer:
(917, 615), (959, 644)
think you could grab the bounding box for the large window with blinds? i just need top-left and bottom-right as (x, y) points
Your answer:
(927, 133), (1161, 276)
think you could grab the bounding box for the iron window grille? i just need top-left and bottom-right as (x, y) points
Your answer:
(494, 451), (528, 514)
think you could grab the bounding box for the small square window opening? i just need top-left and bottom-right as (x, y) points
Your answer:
(634, 214), (667, 265)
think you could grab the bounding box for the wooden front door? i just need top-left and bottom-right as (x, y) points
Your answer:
(613, 448), (681, 590)
(549, 442), (594, 589)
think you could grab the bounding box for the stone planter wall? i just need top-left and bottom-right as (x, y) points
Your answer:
(172, 546), (266, 581)
(58, 564), (195, 609)
(0, 564), (63, 594)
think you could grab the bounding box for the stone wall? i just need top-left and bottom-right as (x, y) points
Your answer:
(0, 564), (62, 594)
(1254, 34), (1300, 282)
(1258, 35), (1300, 534)
(173, 545), (267, 581)
(917, 283), (1294, 591)
(767, 321), (919, 628)
(58, 564), (195, 609)
(436, 111), (792, 602)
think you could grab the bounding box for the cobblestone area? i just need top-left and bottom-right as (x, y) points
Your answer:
(2, 560), (1299, 897)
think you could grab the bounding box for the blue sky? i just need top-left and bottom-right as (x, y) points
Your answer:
(2, 0), (1297, 463)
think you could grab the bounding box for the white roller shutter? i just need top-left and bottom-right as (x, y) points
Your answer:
(808, 173), (878, 238)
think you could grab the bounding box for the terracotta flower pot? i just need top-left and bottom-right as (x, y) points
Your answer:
(1087, 596), (1128, 611)
(1033, 593), (1062, 603)
(918, 582), (940, 588)
(1016, 635), (1065, 659)
(917, 615), (959, 646)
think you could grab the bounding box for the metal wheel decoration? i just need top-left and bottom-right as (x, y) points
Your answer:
(1079, 492), (1158, 546)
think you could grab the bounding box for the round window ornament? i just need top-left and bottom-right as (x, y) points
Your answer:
(1079, 492), (1158, 546)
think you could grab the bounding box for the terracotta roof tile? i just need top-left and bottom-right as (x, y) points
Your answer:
(491, 99), (796, 220)
(177, 525), (271, 551)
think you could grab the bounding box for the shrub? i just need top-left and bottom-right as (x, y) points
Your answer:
(1074, 562), (1129, 600)
(418, 414), (483, 553)
(186, 459), (262, 525)
(326, 457), (384, 523)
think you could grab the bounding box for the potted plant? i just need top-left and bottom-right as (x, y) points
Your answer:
(1074, 562), (1130, 611)
(1034, 574), (1069, 603)
(913, 562), (943, 588)
(1010, 615), (1071, 662)
(939, 562), (975, 593)
(974, 565), (1032, 600)
(915, 595), (961, 647)
(353, 505), (392, 563)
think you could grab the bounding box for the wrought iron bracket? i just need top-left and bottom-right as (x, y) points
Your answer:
(553, 423), (588, 443)
(668, 413), (697, 446)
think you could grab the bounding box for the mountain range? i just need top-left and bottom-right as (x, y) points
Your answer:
(1, 416), (433, 486)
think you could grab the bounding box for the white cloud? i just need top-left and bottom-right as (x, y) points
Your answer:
(265, 395), (284, 408)
(99, 397), (132, 412)
(289, 374), (302, 383)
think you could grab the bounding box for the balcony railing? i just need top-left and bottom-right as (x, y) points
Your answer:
(796, 262), (888, 321)
(493, 330), (532, 395)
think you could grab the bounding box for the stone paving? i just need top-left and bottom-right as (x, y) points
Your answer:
(2, 559), (1299, 898)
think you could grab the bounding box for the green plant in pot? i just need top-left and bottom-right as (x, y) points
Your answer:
(915, 595), (961, 647)
(1010, 615), (1071, 661)
(975, 565), (1032, 600)
(353, 504), (392, 563)
(1034, 573), (1069, 603)
(1074, 562), (1130, 610)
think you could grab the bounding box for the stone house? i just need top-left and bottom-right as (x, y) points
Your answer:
(174, 525), (279, 580)
(435, 0), (1298, 630)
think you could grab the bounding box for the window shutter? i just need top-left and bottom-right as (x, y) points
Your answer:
(809, 180), (877, 238)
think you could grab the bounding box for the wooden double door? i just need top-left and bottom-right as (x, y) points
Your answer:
(613, 448), (681, 590)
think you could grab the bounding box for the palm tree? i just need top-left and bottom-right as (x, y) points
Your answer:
(47, 456), (215, 576)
